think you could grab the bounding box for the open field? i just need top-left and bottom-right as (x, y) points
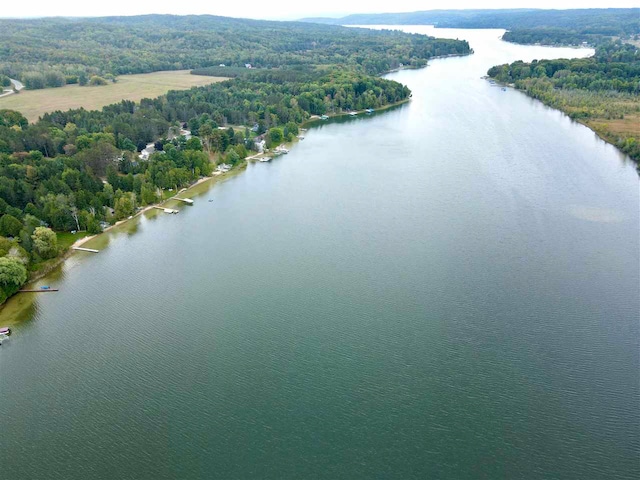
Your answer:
(0, 70), (227, 122)
(588, 114), (640, 138)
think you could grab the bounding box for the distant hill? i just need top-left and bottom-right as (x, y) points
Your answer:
(301, 8), (639, 36)
(0, 14), (470, 86)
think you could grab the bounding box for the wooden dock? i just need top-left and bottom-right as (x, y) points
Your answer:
(72, 247), (99, 253)
(153, 206), (179, 214)
(19, 288), (59, 293)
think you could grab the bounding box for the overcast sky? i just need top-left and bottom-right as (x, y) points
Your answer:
(2, 0), (637, 20)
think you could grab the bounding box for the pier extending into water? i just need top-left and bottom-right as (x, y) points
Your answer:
(153, 206), (179, 214)
(19, 288), (59, 293)
(72, 247), (99, 253)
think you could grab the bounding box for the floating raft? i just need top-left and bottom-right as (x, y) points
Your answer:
(72, 247), (99, 253)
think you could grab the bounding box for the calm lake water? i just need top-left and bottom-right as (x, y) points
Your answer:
(1, 27), (638, 479)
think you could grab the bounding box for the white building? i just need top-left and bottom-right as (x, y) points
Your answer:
(139, 143), (155, 160)
(254, 139), (266, 153)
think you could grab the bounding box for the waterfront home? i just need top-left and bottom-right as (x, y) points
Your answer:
(254, 138), (266, 153)
(139, 143), (155, 160)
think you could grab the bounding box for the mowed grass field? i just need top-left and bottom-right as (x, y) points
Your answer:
(0, 70), (227, 122)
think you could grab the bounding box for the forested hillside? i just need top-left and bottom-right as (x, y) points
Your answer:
(304, 8), (639, 47)
(0, 15), (469, 89)
(303, 8), (638, 33)
(488, 41), (640, 163)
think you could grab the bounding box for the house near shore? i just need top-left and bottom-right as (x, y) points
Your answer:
(254, 138), (266, 153)
(139, 143), (155, 160)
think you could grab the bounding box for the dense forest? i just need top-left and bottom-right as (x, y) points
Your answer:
(488, 41), (640, 162)
(0, 15), (472, 302)
(0, 15), (469, 89)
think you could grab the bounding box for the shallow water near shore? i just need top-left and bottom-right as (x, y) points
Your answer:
(0, 28), (638, 479)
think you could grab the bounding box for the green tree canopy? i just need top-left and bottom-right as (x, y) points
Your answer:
(0, 256), (27, 288)
(0, 214), (23, 237)
(31, 226), (58, 259)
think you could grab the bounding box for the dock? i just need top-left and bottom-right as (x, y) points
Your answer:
(153, 206), (179, 214)
(72, 247), (99, 253)
(175, 198), (194, 205)
(19, 288), (59, 293)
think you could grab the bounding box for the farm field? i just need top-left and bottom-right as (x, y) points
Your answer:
(0, 70), (227, 122)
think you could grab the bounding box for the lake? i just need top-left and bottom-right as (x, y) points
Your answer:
(0, 27), (638, 479)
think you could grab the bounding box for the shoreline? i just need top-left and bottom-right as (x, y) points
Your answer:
(303, 98), (411, 126)
(0, 96), (413, 325)
(488, 77), (638, 165)
(0, 172), (230, 324)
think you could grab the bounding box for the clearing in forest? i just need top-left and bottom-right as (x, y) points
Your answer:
(0, 70), (227, 122)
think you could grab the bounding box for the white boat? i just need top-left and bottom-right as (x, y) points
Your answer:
(349, 111), (357, 116)
(0, 327), (11, 345)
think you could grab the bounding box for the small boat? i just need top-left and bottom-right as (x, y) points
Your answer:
(0, 327), (11, 344)
(501, 87), (507, 91)
(208, 199), (214, 202)
(348, 111), (357, 116)
(365, 108), (374, 114)
(320, 115), (329, 120)
(40, 286), (51, 290)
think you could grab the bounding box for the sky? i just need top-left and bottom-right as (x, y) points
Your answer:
(1, 0), (637, 20)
